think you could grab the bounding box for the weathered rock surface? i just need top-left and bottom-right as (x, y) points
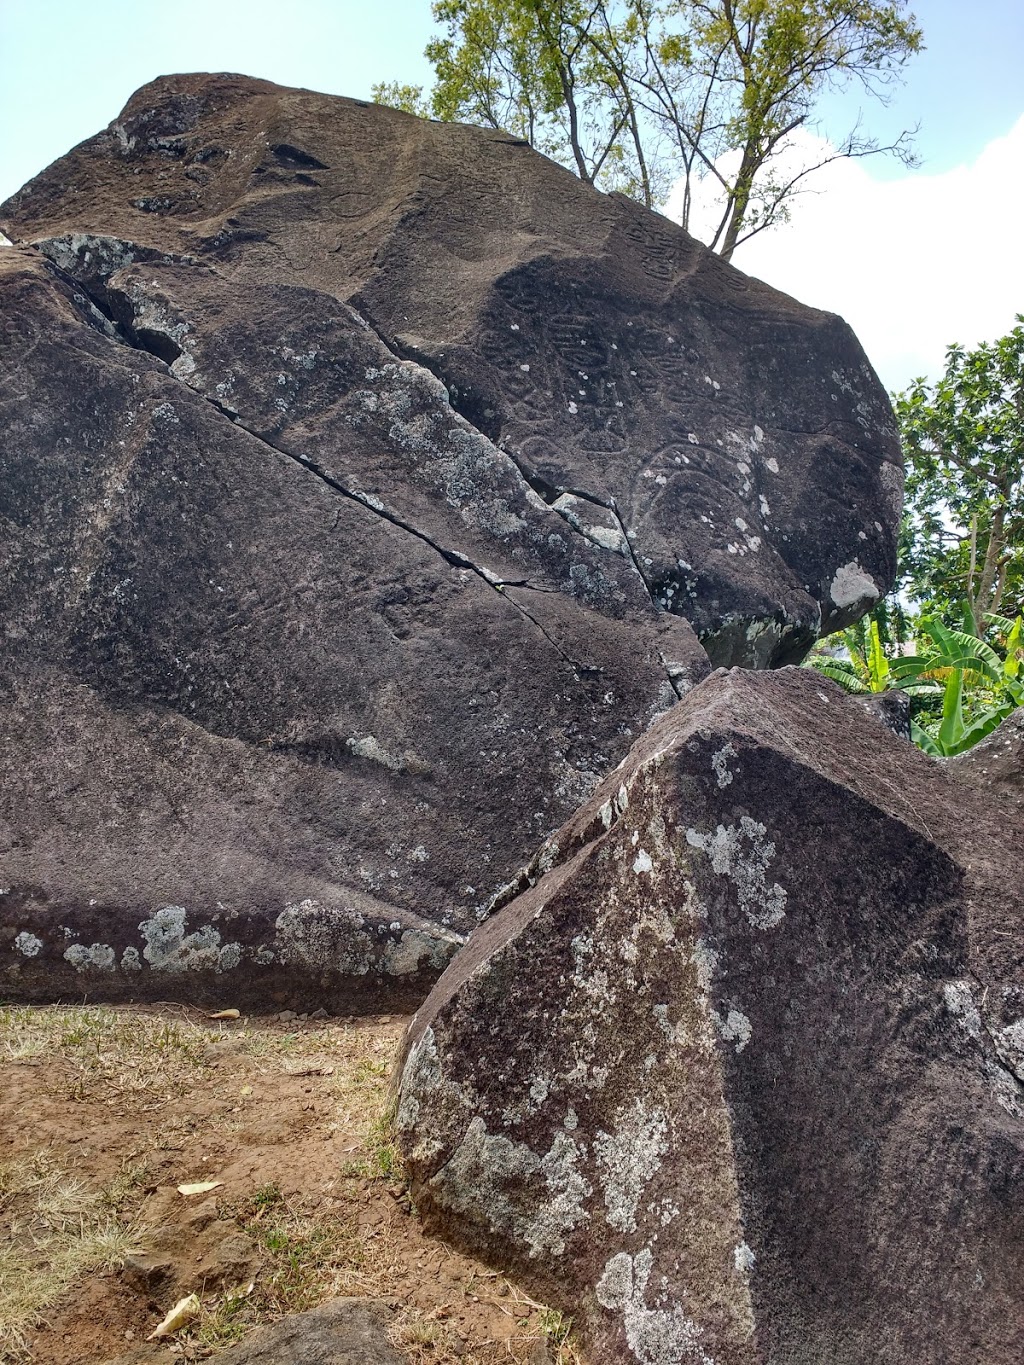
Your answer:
(203, 1297), (404, 1364)
(1, 74), (898, 1007)
(398, 667), (1024, 1364)
(0, 244), (699, 1008)
(119, 1188), (261, 1302)
(852, 687), (913, 741)
(103, 1298), (404, 1364)
(1, 72), (901, 664)
(947, 705), (1024, 816)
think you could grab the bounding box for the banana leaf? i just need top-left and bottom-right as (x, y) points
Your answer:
(805, 658), (871, 694)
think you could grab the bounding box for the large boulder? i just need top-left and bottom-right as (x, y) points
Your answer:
(0, 243), (704, 1009)
(1, 73), (902, 666)
(397, 666), (1024, 1364)
(0, 75), (899, 1009)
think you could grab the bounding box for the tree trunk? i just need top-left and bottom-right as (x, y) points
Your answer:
(718, 143), (758, 261)
(977, 500), (1008, 619)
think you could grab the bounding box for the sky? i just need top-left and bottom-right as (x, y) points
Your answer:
(1, 0), (1022, 392)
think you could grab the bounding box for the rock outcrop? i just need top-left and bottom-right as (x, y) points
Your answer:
(1, 73), (902, 665)
(1, 74), (899, 1008)
(397, 666), (1024, 1365)
(103, 1298), (404, 1365)
(0, 246), (696, 1009)
(947, 705), (1024, 816)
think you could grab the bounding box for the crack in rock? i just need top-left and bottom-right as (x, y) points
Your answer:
(38, 248), (604, 682)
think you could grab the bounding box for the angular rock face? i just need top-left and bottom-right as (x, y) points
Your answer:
(2, 72), (900, 663)
(397, 668), (1024, 1364)
(1, 74), (898, 1008)
(947, 706), (1024, 816)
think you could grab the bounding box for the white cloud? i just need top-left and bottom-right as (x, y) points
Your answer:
(668, 115), (1024, 394)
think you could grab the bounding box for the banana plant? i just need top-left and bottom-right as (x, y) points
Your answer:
(901, 614), (1023, 756)
(807, 611), (1022, 755)
(808, 618), (934, 698)
(988, 611), (1023, 683)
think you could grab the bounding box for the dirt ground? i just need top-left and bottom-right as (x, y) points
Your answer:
(0, 1003), (579, 1365)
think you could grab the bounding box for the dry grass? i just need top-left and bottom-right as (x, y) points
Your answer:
(489, 1283), (586, 1365)
(0, 1150), (143, 1360)
(0, 1004), (218, 1111)
(210, 1182), (371, 1317)
(0, 1005), (583, 1365)
(0, 1005), (399, 1360)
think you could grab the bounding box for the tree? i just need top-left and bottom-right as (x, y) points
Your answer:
(394, 0), (922, 257)
(424, 1), (659, 200)
(895, 316), (1024, 628)
(370, 81), (433, 117)
(807, 609), (1023, 756)
(639, 0), (923, 258)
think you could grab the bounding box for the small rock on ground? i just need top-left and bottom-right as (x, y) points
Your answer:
(102, 1297), (403, 1364)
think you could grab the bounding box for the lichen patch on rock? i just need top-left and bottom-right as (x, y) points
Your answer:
(397, 667), (1024, 1365)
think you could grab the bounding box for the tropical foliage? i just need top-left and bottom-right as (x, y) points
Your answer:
(897, 613), (1022, 756)
(809, 601), (1023, 756)
(895, 315), (1024, 627)
(807, 316), (1024, 756)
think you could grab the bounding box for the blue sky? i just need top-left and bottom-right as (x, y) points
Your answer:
(2, 1), (1022, 388)
(813, 0), (1024, 175)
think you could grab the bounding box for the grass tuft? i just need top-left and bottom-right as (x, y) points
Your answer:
(0, 1005), (581, 1364)
(0, 1150), (142, 1360)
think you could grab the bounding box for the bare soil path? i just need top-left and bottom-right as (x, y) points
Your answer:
(0, 1005), (577, 1365)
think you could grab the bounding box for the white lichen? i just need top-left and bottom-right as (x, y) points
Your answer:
(63, 942), (117, 971)
(138, 905), (242, 973)
(594, 1100), (669, 1232)
(734, 1242), (756, 1273)
(428, 1116), (592, 1257)
(691, 940), (718, 995)
(383, 927), (463, 976)
(596, 1248), (714, 1364)
(710, 742), (736, 789)
(943, 980), (982, 1039)
(397, 1026), (442, 1137)
(346, 734), (405, 771)
(715, 1008), (752, 1053)
(995, 1018), (1024, 1082)
(829, 561), (879, 611)
(685, 818), (787, 929)
(274, 900), (374, 975)
(879, 460), (904, 524)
